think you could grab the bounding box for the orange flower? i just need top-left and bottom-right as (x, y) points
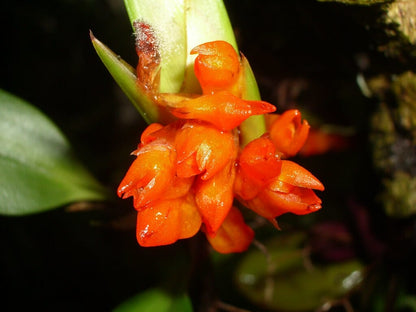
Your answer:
(234, 136), (282, 200)
(136, 193), (202, 247)
(191, 40), (242, 96)
(159, 91), (276, 131)
(117, 40), (325, 253)
(268, 109), (310, 158)
(174, 120), (237, 180)
(194, 161), (236, 235)
(118, 121), (240, 248)
(242, 160), (324, 220)
(117, 139), (176, 209)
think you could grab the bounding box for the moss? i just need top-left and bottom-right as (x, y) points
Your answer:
(380, 171), (416, 217)
(391, 71), (416, 139)
(369, 71), (416, 217)
(386, 1), (416, 45)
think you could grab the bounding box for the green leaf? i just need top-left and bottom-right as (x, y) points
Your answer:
(113, 288), (193, 312)
(90, 31), (160, 124)
(236, 233), (364, 311)
(0, 89), (107, 216)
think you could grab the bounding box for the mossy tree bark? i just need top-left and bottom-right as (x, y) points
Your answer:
(362, 0), (416, 217)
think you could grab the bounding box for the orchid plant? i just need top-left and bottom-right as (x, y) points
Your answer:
(91, 0), (324, 254)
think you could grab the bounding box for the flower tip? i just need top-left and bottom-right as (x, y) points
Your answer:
(252, 100), (276, 114)
(117, 184), (129, 198)
(89, 29), (95, 41)
(308, 203), (322, 212)
(280, 160), (325, 191)
(190, 40), (235, 56)
(269, 218), (281, 230)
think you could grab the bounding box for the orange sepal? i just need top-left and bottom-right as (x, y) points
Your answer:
(239, 136), (282, 182)
(191, 41), (241, 95)
(140, 123), (164, 145)
(194, 162), (236, 235)
(262, 187), (322, 216)
(278, 160), (324, 191)
(175, 121), (237, 180)
(244, 186), (322, 219)
(163, 175), (194, 200)
(204, 206), (254, 254)
(167, 91), (276, 131)
(234, 136), (282, 201)
(136, 194), (202, 247)
(117, 140), (176, 209)
(234, 167), (264, 201)
(269, 109), (310, 157)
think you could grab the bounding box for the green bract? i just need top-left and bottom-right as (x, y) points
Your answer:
(0, 90), (107, 215)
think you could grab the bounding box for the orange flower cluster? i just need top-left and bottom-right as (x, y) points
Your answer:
(118, 40), (324, 253)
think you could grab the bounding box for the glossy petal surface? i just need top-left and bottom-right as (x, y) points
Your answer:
(136, 194), (201, 247)
(167, 91), (275, 131)
(269, 109), (310, 157)
(205, 206), (254, 254)
(195, 162), (235, 235)
(245, 187), (322, 219)
(117, 140), (176, 209)
(239, 136), (281, 182)
(175, 121), (237, 180)
(278, 160), (325, 191)
(191, 41), (241, 95)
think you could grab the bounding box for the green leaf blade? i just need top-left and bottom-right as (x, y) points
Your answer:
(0, 89), (107, 216)
(236, 233), (365, 311)
(114, 288), (193, 312)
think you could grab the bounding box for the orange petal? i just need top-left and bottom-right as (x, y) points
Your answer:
(117, 140), (176, 209)
(269, 109), (310, 157)
(136, 194), (202, 247)
(278, 160), (324, 191)
(132, 122), (180, 155)
(244, 187), (322, 219)
(204, 207), (254, 254)
(235, 136), (282, 201)
(163, 175), (194, 200)
(175, 121), (237, 180)
(191, 41), (241, 95)
(194, 162), (236, 235)
(262, 187), (322, 216)
(140, 123), (164, 145)
(239, 136), (281, 183)
(267, 179), (294, 194)
(168, 91), (276, 131)
(234, 166), (264, 201)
